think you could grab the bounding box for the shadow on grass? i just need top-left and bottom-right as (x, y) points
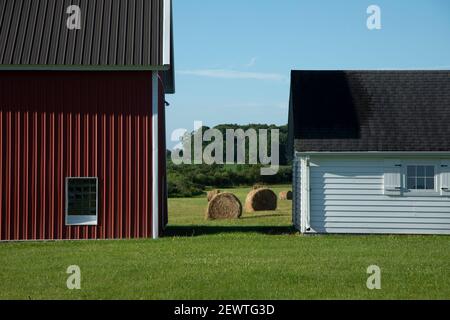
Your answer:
(164, 225), (296, 237)
(240, 214), (285, 220)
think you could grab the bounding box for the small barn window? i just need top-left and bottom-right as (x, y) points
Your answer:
(406, 165), (435, 191)
(66, 177), (98, 226)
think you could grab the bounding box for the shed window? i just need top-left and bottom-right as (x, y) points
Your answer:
(66, 178), (98, 225)
(406, 165), (435, 190)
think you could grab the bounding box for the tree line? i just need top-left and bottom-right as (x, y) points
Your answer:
(167, 124), (291, 198)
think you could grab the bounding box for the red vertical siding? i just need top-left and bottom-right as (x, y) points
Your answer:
(0, 71), (160, 240)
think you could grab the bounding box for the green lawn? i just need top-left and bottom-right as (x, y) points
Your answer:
(1, 185), (449, 299)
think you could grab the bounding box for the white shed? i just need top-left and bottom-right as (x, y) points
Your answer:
(288, 71), (450, 235)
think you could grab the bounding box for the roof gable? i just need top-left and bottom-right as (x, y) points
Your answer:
(289, 70), (450, 152)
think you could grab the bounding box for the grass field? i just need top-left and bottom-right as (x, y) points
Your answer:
(0, 185), (449, 300)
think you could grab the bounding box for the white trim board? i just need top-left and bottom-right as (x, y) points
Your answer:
(296, 151), (450, 157)
(300, 156), (310, 233)
(162, 0), (172, 66)
(152, 72), (160, 239)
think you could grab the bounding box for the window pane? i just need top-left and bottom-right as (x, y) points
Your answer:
(407, 177), (416, 190)
(407, 166), (416, 177)
(417, 166), (425, 177)
(426, 166), (434, 177)
(67, 178), (97, 216)
(416, 177), (425, 189)
(426, 178), (435, 190)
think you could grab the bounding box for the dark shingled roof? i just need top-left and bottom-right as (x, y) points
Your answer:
(0, 0), (174, 92)
(289, 70), (450, 153)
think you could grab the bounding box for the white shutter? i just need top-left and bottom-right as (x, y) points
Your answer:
(440, 160), (450, 196)
(383, 159), (402, 196)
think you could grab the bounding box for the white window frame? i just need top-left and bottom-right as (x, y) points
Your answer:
(402, 161), (440, 197)
(65, 177), (99, 226)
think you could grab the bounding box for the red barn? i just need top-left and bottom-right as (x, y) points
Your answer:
(0, 0), (174, 240)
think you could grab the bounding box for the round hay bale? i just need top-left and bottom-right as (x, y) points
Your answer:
(205, 193), (242, 220)
(207, 189), (221, 202)
(245, 188), (277, 212)
(279, 191), (293, 200)
(252, 183), (268, 190)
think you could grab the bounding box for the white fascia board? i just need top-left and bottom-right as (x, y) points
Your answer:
(162, 0), (172, 66)
(296, 151), (450, 157)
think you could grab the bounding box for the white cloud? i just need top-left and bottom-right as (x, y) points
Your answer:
(245, 57), (257, 68)
(177, 69), (287, 82)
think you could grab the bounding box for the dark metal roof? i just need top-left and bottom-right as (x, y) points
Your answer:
(0, 0), (169, 67)
(289, 70), (450, 153)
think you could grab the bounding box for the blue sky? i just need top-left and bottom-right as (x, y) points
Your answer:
(167, 0), (450, 147)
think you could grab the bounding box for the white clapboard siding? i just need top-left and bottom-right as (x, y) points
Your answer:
(300, 156), (450, 235)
